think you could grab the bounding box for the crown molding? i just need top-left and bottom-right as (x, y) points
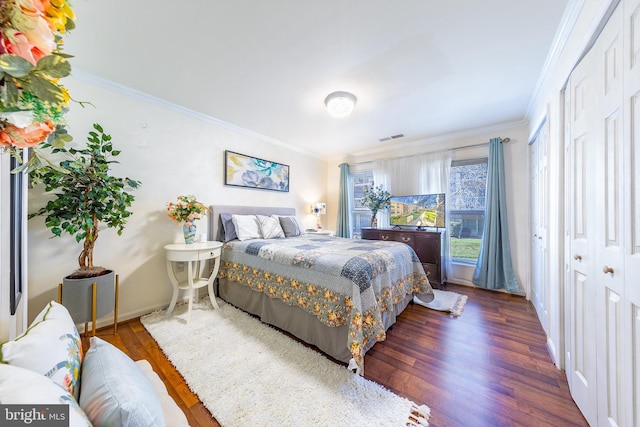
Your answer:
(347, 119), (527, 160)
(525, 0), (585, 121)
(71, 69), (324, 159)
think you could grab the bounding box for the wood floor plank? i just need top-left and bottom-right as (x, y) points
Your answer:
(89, 283), (587, 426)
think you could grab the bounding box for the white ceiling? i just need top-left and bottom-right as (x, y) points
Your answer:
(65, 0), (570, 159)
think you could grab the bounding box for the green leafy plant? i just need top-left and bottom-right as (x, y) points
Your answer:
(363, 183), (391, 219)
(30, 123), (141, 278)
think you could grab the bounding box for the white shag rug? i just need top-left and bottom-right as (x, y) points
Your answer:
(141, 299), (430, 427)
(414, 289), (468, 317)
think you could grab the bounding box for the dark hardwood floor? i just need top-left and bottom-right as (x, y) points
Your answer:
(87, 284), (588, 427)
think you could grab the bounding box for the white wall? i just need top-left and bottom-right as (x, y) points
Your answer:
(27, 74), (328, 324)
(328, 122), (531, 294)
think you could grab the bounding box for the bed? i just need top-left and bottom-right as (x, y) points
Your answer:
(208, 205), (434, 371)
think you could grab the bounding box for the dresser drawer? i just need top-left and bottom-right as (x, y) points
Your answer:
(378, 232), (396, 242)
(361, 228), (443, 285)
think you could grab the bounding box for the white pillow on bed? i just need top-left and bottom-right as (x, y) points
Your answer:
(232, 214), (262, 240)
(274, 215), (303, 237)
(256, 215), (285, 239)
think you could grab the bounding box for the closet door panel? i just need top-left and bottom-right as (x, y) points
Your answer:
(566, 55), (598, 424)
(629, 90), (640, 427)
(594, 10), (625, 425)
(531, 121), (550, 333)
(626, 1), (640, 425)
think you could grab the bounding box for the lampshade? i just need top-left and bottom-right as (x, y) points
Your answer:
(312, 202), (326, 215)
(324, 91), (356, 118)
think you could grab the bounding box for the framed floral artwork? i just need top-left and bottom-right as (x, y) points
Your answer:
(224, 150), (290, 192)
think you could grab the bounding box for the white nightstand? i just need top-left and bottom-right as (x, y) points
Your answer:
(164, 241), (223, 323)
(306, 230), (335, 236)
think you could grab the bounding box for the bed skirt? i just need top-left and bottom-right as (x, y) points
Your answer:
(218, 278), (412, 364)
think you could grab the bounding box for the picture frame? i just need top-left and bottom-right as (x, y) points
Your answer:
(224, 150), (289, 192)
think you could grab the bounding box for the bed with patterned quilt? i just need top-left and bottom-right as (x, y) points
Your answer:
(208, 205), (434, 372)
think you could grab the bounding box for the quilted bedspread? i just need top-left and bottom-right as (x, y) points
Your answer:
(218, 235), (433, 368)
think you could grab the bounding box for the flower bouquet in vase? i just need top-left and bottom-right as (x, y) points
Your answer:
(167, 195), (207, 243)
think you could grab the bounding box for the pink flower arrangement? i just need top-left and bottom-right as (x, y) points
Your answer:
(0, 0), (76, 163)
(166, 195), (207, 226)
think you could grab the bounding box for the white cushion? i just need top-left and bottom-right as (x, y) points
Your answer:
(0, 363), (92, 426)
(79, 337), (165, 427)
(231, 214), (262, 240)
(256, 214), (285, 239)
(135, 360), (189, 427)
(0, 301), (83, 399)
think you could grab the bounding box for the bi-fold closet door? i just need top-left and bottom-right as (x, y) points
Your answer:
(565, 2), (639, 425)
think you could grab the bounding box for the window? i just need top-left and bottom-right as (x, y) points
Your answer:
(350, 171), (374, 238)
(448, 158), (488, 263)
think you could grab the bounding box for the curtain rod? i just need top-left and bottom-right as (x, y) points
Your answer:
(343, 137), (510, 167)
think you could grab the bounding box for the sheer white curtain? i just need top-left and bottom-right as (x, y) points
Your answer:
(373, 157), (423, 226)
(373, 150), (452, 280)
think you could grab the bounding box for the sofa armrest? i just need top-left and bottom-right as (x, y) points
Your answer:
(135, 360), (190, 427)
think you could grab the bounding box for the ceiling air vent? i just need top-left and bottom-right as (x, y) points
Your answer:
(378, 133), (405, 142)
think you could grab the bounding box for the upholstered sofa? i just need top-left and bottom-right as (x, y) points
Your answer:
(0, 301), (189, 426)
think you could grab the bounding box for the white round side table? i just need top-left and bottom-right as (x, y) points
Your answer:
(164, 241), (223, 323)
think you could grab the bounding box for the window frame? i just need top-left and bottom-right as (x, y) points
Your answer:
(349, 170), (374, 238)
(448, 156), (488, 265)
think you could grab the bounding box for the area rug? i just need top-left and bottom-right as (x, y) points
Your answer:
(141, 299), (430, 427)
(414, 289), (468, 316)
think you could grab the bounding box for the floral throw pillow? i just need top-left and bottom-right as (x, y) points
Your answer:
(0, 301), (83, 399)
(0, 363), (91, 426)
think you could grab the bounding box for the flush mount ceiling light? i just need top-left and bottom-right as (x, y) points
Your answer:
(324, 91), (357, 118)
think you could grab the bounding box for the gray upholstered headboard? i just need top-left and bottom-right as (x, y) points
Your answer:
(208, 205), (296, 241)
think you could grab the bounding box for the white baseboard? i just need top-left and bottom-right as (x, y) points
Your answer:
(80, 302), (168, 332)
(546, 336), (561, 369)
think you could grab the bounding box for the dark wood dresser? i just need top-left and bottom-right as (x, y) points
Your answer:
(361, 227), (444, 287)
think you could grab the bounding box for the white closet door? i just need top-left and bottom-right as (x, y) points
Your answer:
(624, 1), (640, 425)
(565, 38), (599, 425)
(566, 5), (632, 425)
(593, 7), (625, 426)
(530, 121), (549, 334)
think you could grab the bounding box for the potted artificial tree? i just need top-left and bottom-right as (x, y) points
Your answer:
(30, 123), (141, 327)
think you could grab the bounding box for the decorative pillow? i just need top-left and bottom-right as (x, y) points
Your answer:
(79, 337), (165, 427)
(256, 214), (285, 239)
(231, 214), (262, 241)
(0, 301), (83, 399)
(276, 215), (303, 237)
(220, 213), (238, 242)
(135, 360), (189, 427)
(0, 363), (92, 426)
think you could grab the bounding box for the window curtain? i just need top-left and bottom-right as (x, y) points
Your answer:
(336, 163), (351, 238)
(373, 151), (451, 226)
(373, 157), (421, 227)
(373, 152), (451, 283)
(472, 138), (519, 292)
